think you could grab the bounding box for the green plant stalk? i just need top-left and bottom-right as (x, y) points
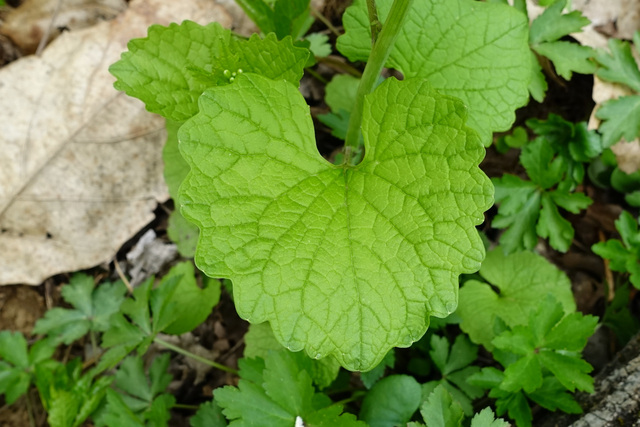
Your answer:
(154, 337), (239, 375)
(343, 0), (414, 162)
(366, 0), (382, 43)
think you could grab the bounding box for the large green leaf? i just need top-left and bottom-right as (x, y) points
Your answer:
(110, 21), (308, 122)
(336, 0), (530, 145)
(179, 74), (492, 371)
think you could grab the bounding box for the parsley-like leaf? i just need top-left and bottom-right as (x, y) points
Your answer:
(529, 0), (595, 82)
(97, 275), (182, 373)
(594, 34), (640, 147)
(190, 400), (227, 427)
(457, 249), (575, 349)
(470, 408), (509, 427)
(419, 384), (464, 427)
(244, 322), (341, 390)
(595, 36), (640, 92)
(35, 358), (112, 427)
(423, 335), (482, 415)
(32, 273), (126, 345)
(216, 351), (365, 426)
(492, 295), (597, 393)
(336, 0), (531, 145)
(596, 96), (640, 148)
(493, 137), (592, 252)
(0, 332), (56, 404)
(592, 210), (640, 289)
(100, 354), (175, 427)
(179, 74), (492, 371)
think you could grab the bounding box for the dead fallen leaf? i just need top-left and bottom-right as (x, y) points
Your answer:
(0, 0), (232, 285)
(125, 229), (177, 286)
(0, 0), (127, 54)
(572, 0), (640, 41)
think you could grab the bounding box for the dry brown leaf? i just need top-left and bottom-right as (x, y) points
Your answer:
(572, 0), (640, 41)
(0, 0), (127, 53)
(0, 0), (232, 285)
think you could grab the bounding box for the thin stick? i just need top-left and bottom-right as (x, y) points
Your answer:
(305, 67), (328, 84)
(317, 56), (363, 77)
(154, 337), (239, 375)
(599, 229), (615, 302)
(114, 260), (134, 294)
(311, 7), (341, 37)
(36, 0), (63, 56)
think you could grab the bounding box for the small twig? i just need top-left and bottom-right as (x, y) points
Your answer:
(316, 56), (363, 77)
(599, 229), (615, 302)
(219, 336), (245, 362)
(173, 403), (200, 410)
(35, 0), (63, 56)
(154, 337), (239, 375)
(25, 392), (36, 427)
(310, 7), (341, 37)
(114, 260), (134, 294)
(329, 390), (366, 407)
(305, 67), (328, 84)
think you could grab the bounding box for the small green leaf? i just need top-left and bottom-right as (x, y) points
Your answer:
(529, 0), (590, 45)
(167, 210), (199, 258)
(596, 95), (640, 148)
(179, 74), (492, 370)
(360, 350), (395, 389)
(458, 249), (575, 348)
(537, 192), (574, 252)
(596, 37), (640, 92)
(337, 0), (531, 145)
(305, 33), (331, 57)
(527, 377), (582, 414)
(360, 375), (421, 427)
(216, 351), (363, 426)
(537, 351), (594, 392)
(470, 408), (509, 427)
(33, 274), (126, 345)
(190, 400), (228, 427)
(235, 0), (275, 34)
(160, 262), (221, 335)
(493, 391), (531, 427)
(500, 354), (542, 393)
(492, 175), (540, 253)
(317, 74), (369, 141)
(0, 330), (29, 367)
(105, 354), (175, 426)
(419, 385), (464, 427)
(532, 42), (596, 80)
(273, 0), (311, 39)
(244, 322), (341, 389)
(593, 211), (640, 289)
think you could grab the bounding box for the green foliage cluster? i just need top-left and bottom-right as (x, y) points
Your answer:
(5, 0), (640, 426)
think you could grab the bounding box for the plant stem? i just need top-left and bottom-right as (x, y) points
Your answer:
(305, 67), (329, 84)
(366, 0), (382, 43)
(153, 337), (239, 375)
(343, 0), (414, 163)
(310, 7), (341, 37)
(330, 390), (367, 407)
(173, 403), (200, 410)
